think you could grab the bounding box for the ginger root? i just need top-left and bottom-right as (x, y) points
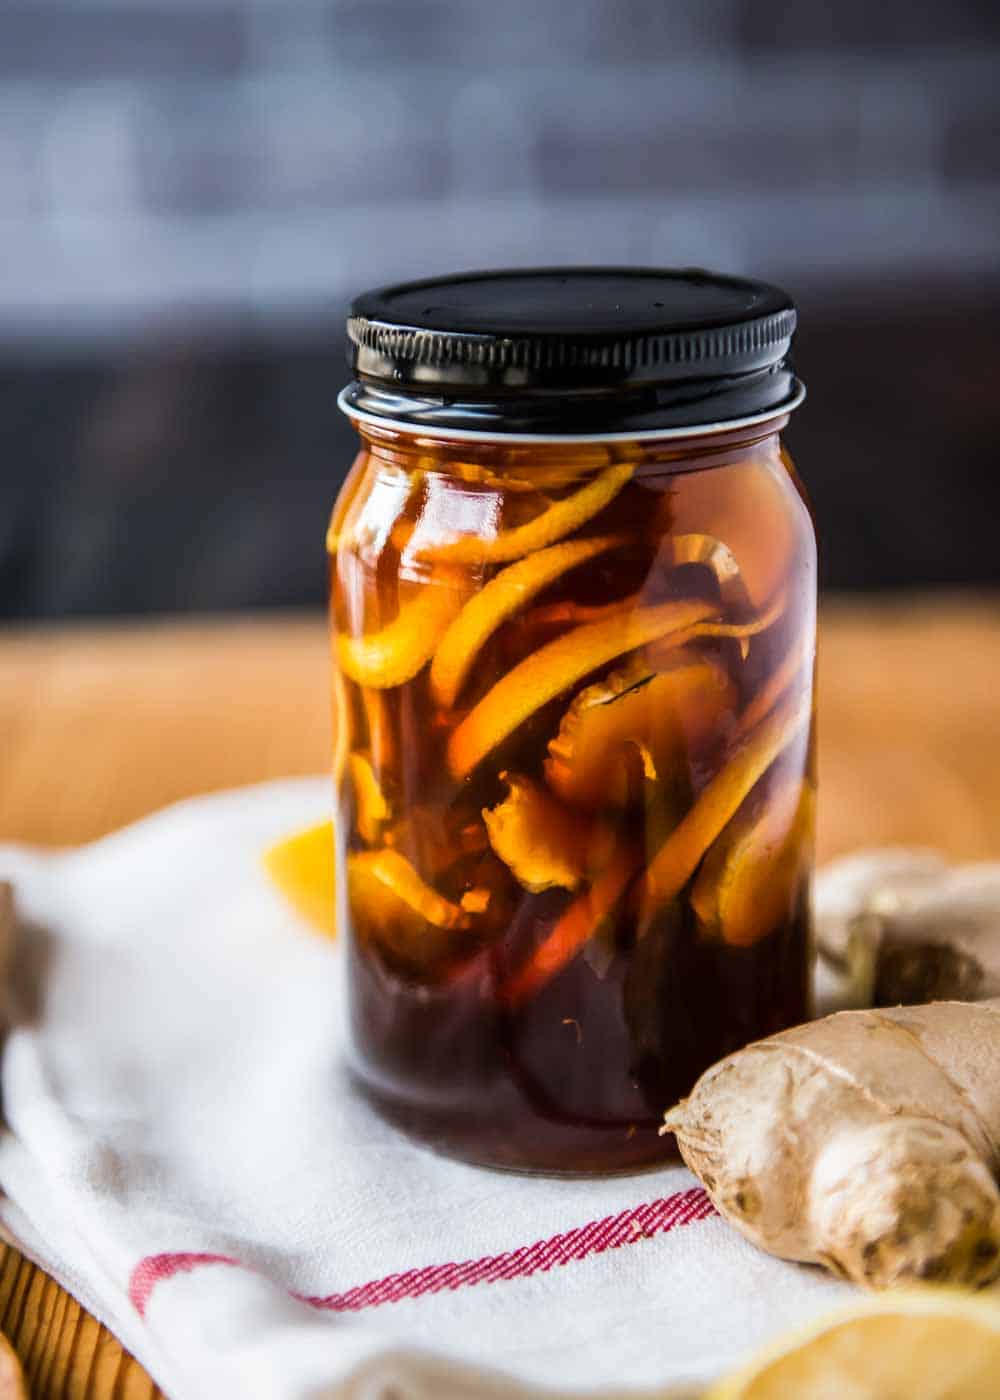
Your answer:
(814, 850), (1000, 1012)
(664, 999), (1000, 1290)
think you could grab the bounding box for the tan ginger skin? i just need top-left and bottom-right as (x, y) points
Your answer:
(663, 1000), (1000, 1290)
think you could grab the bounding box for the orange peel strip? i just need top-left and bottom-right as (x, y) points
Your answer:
(692, 774), (815, 947)
(644, 589), (786, 670)
(447, 596), (718, 779)
(449, 458), (607, 493)
(501, 844), (640, 1008)
(347, 751), (391, 844)
(430, 535), (619, 708)
(263, 820), (336, 937)
(545, 654), (736, 809)
(662, 533), (751, 610)
(668, 458), (799, 608)
(337, 583), (465, 689)
(325, 450), (370, 555)
(639, 687), (811, 927)
(460, 887), (491, 915)
(660, 533), (756, 658)
(734, 625), (814, 741)
(483, 774), (591, 892)
(348, 848), (470, 931)
(360, 686), (395, 776)
(421, 461), (633, 565)
(527, 591), (643, 629)
(331, 664), (352, 790)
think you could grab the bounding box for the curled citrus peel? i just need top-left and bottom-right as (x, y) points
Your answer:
(332, 461), (417, 569)
(331, 665), (352, 789)
(350, 849), (471, 929)
(448, 457), (610, 494)
(640, 687), (811, 928)
(430, 535), (619, 709)
(337, 582), (465, 689)
(692, 773), (815, 947)
(460, 887), (491, 915)
(325, 450), (369, 555)
(527, 592), (642, 630)
(483, 773), (611, 892)
(662, 533), (750, 606)
(660, 533), (756, 656)
(735, 623), (813, 741)
(644, 588), (785, 670)
(545, 654), (737, 809)
(347, 848), (482, 972)
(501, 844), (640, 1008)
(360, 686), (395, 776)
(447, 596), (719, 779)
(419, 461), (633, 565)
(669, 458), (799, 608)
(348, 751), (391, 844)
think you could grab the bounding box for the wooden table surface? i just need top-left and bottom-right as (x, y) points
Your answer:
(0, 595), (998, 1396)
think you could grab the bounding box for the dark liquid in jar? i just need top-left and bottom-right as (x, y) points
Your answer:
(331, 429), (816, 1172)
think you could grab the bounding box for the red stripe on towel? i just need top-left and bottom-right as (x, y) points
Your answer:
(296, 1187), (715, 1311)
(130, 1187), (714, 1319)
(130, 1252), (239, 1317)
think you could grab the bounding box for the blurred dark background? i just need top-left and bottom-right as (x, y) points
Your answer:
(2, 0), (999, 620)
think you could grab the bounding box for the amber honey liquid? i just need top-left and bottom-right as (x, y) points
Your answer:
(330, 423), (816, 1172)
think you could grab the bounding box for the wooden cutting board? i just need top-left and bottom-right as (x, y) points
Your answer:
(0, 596), (997, 1395)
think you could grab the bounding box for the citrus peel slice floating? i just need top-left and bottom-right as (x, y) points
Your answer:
(430, 534), (620, 709)
(735, 622), (813, 741)
(419, 461), (633, 565)
(263, 821), (336, 937)
(360, 685), (395, 775)
(483, 773), (612, 892)
(707, 1290), (1000, 1400)
(448, 456), (611, 494)
(527, 591), (643, 630)
(545, 654), (737, 809)
(460, 887), (491, 915)
(331, 665), (352, 789)
(660, 533), (755, 654)
(337, 583), (465, 689)
(447, 596), (719, 779)
(669, 457), (799, 608)
(325, 450), (369, 555)
(347, 751), (391, 844)
(644, 588), (786, 670)
(692, 772), (815, 947)
(640, 687), (811, 927)
(348, 848), (481, 973)
(348, 848), (470, 932)
(501, 844), (640, 1008)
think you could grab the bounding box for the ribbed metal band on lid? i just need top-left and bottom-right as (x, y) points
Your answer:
(342, 267), (802, 436)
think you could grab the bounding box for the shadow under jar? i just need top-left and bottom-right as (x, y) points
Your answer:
(329, 268), (816, 1173)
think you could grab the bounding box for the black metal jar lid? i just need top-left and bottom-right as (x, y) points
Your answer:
(340, 266), (802, 438)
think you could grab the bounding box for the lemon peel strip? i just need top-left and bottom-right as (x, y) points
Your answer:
(430, 535), (619, 708)
(421, 462), (633, 565)
(447, 596), (719, 779)
(640, 688), (811, 927)
(337, 585), (464, 689)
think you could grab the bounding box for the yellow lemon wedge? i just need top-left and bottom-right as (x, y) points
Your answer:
(262, 821), (336, 937)
(708, 1291), (1000, 1400)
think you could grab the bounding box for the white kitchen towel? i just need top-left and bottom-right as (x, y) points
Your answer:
(0, 779), (850, 1399)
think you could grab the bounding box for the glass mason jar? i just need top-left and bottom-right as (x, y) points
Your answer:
(329, 269), (816, 1173)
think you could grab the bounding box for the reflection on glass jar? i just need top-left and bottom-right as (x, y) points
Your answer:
(329, 269), (816, 1173)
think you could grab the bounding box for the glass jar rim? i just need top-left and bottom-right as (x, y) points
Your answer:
(337, 379), (805, 445)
